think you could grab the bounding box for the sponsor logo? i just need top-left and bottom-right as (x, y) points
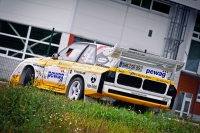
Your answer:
(146, 69), (167, 78)
(91, 74), (96, 83)
(87, 84), (97, 89)
(69, 70), (72, 74)
(118, 61), (143, 72)
(47, 71), (64, 81)
(96, 64), (109, 68)
(73, 64), (91, 69)
(74, 70), (85, 74)
(97, 58), (107, 63)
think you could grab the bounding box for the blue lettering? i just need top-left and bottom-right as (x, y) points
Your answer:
(47, 71), (64, 81)
(146, 69), (150, 74)
(146, 69), (166, 78)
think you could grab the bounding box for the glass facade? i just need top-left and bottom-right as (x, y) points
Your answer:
(194, 13), (200, 33)
(185, 40), (200, 72)
(0, 19), (61, 59)
(186, 13), (200, 72)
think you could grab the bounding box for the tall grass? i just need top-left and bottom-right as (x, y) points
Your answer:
(0, 82), (199, 133)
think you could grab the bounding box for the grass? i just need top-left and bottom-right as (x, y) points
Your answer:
(0, 82), (199, 133)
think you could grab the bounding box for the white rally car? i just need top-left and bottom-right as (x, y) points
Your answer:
(10, 42), (184, 110)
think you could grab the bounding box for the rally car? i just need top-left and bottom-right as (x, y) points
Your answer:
(10, 42), (184, 110)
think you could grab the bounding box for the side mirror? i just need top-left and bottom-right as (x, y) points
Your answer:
(52, 53), (59, 59)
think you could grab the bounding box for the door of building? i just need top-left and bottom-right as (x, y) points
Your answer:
(175, 91), (193, 117)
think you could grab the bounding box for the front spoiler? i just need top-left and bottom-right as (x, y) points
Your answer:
(103, 92), (170, 110)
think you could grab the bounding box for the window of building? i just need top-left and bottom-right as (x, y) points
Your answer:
(185, 40), (200, 72)
(152, 1), (170, 14)
(131, 0), (171, 15)
(194, 13), (200, 33)
(131, 0), (152, 9)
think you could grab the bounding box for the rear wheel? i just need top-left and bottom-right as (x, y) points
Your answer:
(23, 67), (34, 86)
(67, 77), (84, 100)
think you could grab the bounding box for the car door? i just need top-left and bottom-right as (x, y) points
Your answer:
(42, 43), (88, 92)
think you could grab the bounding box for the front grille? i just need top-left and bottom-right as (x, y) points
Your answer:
(108, 89), (167, 105)
(142, 79), (167, 94)
(117, 74), (142, 88)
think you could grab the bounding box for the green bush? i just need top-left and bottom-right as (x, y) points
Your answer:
(0, 83), (199, 133)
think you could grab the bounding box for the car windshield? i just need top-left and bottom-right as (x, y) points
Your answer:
(58, 43), (88, 62)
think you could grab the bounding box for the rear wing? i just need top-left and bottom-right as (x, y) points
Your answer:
(103, 45), (185, 79)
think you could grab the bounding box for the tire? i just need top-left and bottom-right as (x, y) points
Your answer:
(23, 67), (34, 86)
(67, 77), (84, 100)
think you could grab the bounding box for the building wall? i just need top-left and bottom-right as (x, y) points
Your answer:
(72, 0), (171, 56)
(177, 74), (200, 115)
(0, 0), (75, 32)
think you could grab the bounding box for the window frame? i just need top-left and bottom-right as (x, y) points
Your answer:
(130, 0), (172, 16)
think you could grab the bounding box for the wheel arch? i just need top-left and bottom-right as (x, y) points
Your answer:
(19, 65), (35, 84)
(66, 74), (85, 94)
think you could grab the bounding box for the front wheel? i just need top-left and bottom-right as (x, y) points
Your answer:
(67, 77), (84, 100)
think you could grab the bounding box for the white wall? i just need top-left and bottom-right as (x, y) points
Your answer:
(0, 0), (74, 32)
(71, 0), (127, 44)
(72, 0), (170, 55)
(121, 7), (170, 55)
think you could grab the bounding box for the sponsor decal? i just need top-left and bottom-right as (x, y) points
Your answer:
(74, 70), (85, 74)
(91, 74), (97, 83)
(97, 58), (107, 63)
(73, 64), (92, 69)
(33, 64), (44, 68)
(58, 61), (71, 66)
(87, 74), (97, 89)
(118, 61), (143, 72)
(87, 84), (97, 89)
(69, 70), (72, 74)
(96, 64), (109, 68)
(47, 71), (64, 81)
(146, 69), (167, 78)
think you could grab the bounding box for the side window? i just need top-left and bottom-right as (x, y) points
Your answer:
(78, 45), (96, 64)
(59, 43), (88, 61)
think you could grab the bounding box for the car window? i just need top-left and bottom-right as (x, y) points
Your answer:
(78, 45), (96, 64)
(59, 43), (88, 61)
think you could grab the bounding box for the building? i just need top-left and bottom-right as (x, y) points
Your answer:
(0, 0), (200, 120)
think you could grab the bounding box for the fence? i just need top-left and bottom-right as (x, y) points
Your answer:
(0, 19), (62, 80)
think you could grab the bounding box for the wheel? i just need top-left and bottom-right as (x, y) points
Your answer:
(67, 77), (84, 100)
(23, 67), (34, 86)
